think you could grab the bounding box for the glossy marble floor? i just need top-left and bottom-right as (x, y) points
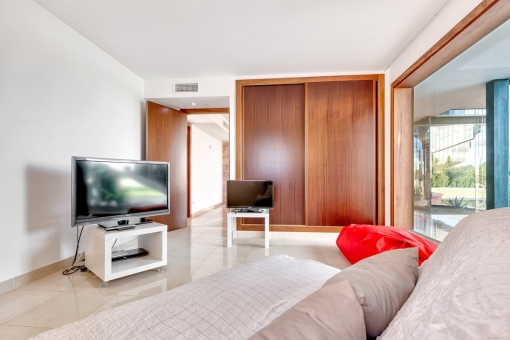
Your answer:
(0, 207), (350, 339)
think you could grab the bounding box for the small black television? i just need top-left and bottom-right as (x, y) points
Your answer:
(71, 157), (170, 227)
(227, 180), (274, 209)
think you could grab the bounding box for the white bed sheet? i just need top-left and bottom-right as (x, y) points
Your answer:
(32, 255), (339, 340)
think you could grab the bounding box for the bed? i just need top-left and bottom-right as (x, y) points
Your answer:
(33, 255), (339, 339)
(34, 207), (510, 339)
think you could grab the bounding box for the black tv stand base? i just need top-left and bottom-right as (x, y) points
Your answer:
(231, 208), (265, 213)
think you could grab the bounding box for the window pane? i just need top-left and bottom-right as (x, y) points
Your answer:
(412, 18), (510, 241)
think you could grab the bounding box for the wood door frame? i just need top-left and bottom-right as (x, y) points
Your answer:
(146, 101), (188, 231)
(390, 0), (510, 227)
(187, 124), (191, 218)
(180, 108), (229, 114)
(236, 74), (386, 230)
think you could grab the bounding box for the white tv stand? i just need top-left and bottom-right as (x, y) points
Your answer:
(85, 223), (167, 287)
(227, 209), (270, 248)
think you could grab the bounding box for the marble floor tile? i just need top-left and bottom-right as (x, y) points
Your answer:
(252, 237), (284, 247)
(325, 261), (351, 270)
(206, 247), (251, 262)
(313, 233), (339, 240)
(186, 238), (223, 248)
(221, 237), (255, 247)
(16, 270), (93, 293)
(200, 229), (226, 236)
(0, 325), (51, 340)
(284, 250), (326, 262)
(170, 246), (217, 260)
(221, 243), (253, 252)
(165, 258), (205, 274)
(4, 292), (112, 328)
(166, 237), (189, 244)
(244, 246), (286, 263)
(285, 244), (320, 252)
(117, 273), (186, 298)
(315, 238), (338, 246)
(166, 244), (187, 255)
(318, 245), (352, 265)
(64, 272), (145, 297)
(193, 259), (245, 276)
(0, 290), (61, 324)
(183, 275), (209, 284)
(87, 294), (146, 316)
(284, 238), (318, 246)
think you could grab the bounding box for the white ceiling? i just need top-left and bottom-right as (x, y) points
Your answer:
(187, 115), (217, 124)
(35, 0), (448, 79)
(415, 18), (510, 121)
(193, 123), (229, 142)
(147, 96), (229, 110)
(187, 114), (229, 141)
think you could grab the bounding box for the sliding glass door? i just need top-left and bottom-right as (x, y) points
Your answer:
(412, 18), (510, 241)
(413, 110), (486, 240)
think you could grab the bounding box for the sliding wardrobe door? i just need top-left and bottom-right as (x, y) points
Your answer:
(147, 101), (187, 230)
(306, 81), (376, 226)
(242, 84), (305, 225)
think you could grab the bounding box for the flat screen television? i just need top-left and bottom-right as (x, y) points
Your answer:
(227, 180), (274, 209)
(71, 157), (170, 227)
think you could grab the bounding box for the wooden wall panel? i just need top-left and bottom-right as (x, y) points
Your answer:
(243, 84), (305, 225)
(391, 88), (414, 230)
(146, 101), (187, 231)
(306, 80), (376, 226)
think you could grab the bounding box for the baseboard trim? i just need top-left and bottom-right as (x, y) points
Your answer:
(191, 203), (224, 218)
(0, 252), (84, 295)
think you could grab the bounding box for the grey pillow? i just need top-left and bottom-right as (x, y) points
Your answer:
(248, 280), (365, 340)
(324, 248), (419, 337)
(382, 208), (510, 340)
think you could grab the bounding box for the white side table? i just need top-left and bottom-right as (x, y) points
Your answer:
(227, 209), (270, 248)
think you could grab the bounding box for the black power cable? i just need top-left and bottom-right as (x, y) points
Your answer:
(62, 225), (85, 275)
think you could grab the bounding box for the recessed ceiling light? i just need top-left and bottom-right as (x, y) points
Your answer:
(184, 103), (209, 108)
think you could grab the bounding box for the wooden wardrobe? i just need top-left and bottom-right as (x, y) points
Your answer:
(236, 75), (385, 232)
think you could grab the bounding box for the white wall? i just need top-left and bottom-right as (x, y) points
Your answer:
(386, 0), (482, 83)
(190, 125), (223, 213)
(0, 0), (144, 282)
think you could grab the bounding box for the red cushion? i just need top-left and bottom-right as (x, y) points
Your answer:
(336, 224), (437, 266)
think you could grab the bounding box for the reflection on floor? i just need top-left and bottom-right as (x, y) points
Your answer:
(414, 210), (468, 241)
(0, 206), (349, 339)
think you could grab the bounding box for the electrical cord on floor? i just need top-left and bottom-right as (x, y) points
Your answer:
(62, 225), (85, 275)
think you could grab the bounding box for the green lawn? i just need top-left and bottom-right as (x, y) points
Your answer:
(431, 187), (486, 199)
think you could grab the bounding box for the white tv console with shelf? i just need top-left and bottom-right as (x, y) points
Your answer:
(85, 223), (167, 287)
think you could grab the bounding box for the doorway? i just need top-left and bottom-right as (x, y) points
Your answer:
(146, 98), (230, 230)
(186, 113), (230, 219)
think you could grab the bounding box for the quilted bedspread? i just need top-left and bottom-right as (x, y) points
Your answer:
(32, 255), (339, 340)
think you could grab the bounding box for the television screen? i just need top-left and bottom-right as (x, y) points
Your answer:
(72, 157), (170, 227)
(227, 180), (274, 209)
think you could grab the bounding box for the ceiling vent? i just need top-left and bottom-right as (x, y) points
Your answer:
(174, 83), (198, 93)
(223, 120), (229, 129)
